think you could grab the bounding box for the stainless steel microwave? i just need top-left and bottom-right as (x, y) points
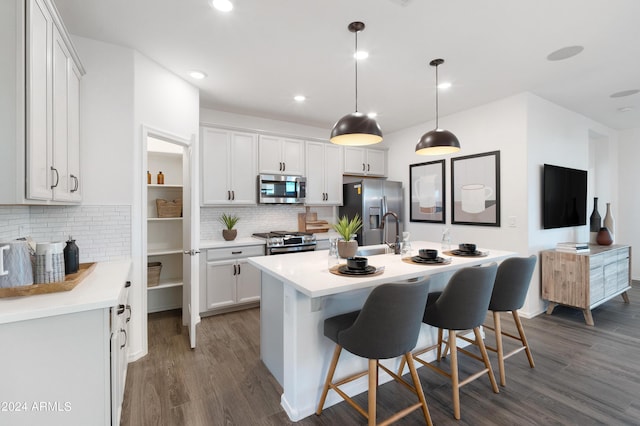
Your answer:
(258, 174), (306, 204)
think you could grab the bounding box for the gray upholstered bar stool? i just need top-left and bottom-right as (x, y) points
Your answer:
(483, 255), (537, 386)
(316, 280), (433, 426)
(399, 263), (499, 420)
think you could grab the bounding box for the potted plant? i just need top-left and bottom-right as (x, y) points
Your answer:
(332, 214), (363, 258)
(219, 213), (240, 241)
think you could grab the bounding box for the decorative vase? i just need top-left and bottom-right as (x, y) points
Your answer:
(589, 197), (601, 244)
(337, 240), (358, 259)
(222, 229), (237, 241)
(603, 203), (615, 243)
(596, 227), (613, 246)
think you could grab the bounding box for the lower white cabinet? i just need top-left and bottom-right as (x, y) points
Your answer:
(201, 245), (263, 314)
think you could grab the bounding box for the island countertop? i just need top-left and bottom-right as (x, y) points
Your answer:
(248, 241), (515, 298)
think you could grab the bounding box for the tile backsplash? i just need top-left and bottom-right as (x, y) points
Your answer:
(0, 205), (131, 262)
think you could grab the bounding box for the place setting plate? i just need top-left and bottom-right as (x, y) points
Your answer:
(443, 250), (489, 257)
(402, 256), (452, 266)
(329, 264), (385, 277)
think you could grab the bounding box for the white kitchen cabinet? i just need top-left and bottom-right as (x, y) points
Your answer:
(343, 146), (387, 176)
(0, 0), (84, 205)
(0, 261), (132, 426)
(201, 126), (258, 205)
(305, 141), (343, 205)
(201, 245), (263, 314)
(259, 135), (305, 176)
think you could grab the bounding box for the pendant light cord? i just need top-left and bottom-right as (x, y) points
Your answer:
(434, 63), (439, 129)
(354, 29), (359, 112)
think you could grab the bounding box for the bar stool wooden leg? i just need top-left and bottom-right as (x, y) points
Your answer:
(368, 359), (377, 426)
(316, 345), (342, 415)
(513, 310), (535, 368)
(493, 311), (506, 386)
(405, 353), (433, 426)
(474, 327), (499, 393)
(449, 330), (461, 420)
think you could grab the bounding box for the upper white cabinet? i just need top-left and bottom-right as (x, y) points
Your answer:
(305, 141), (343, 205)
(0, 0), (84, 204)
(258, 135), (305, 176)
(201, 126), (258, 205)
(343, 147), (387, 177)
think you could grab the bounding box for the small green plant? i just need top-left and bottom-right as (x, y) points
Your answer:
(332, 214), (363, 241)
(219, 213), (240, 230)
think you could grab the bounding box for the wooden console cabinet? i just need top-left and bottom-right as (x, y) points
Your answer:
(541, 245), (631, 325)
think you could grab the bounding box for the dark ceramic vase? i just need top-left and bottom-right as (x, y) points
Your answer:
(596, 227), (613, 246)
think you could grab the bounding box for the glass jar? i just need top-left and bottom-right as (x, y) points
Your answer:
(328, 237), (340, 269)
(401, 231), (412, 259)
(441, 227), (451, 251)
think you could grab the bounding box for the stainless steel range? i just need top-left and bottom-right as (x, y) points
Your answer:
(253, 231), (317, 255)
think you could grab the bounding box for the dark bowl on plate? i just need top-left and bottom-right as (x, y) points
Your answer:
(458, 243), (477, 253)
(346, 257), (368, 270)
(418, 249), (438, 259)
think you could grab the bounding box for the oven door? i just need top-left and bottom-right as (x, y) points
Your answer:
(258, 174), (306, 204)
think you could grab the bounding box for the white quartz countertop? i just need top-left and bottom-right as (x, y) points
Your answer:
(0, 260), (132, 325)
(200, 237), (266, 249)
(248, 241), (516, 298)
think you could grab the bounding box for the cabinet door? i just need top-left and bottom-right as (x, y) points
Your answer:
(324, 144), (343, 204)
(52, 27), (71, 201)
(236, 259), (261, 303)
(66, 63), (82, 201)
(26, 0), (53, 200)
(281, 138), (305, 175)
(258, 135), (283, 174)
(304, 142), (326, 204)
(603, 251), (618, 297)
(205, 260), (236, 310)
(343, 147), (366, 175)
(617, 248), (630, 291)
(201, 127), (232, 204)
(366, 149), (386, 176)
(229, 131), (258, 204)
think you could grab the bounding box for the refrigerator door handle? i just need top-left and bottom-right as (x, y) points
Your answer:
(382, 195), (388, 217)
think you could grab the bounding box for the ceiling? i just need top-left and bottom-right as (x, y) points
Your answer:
(54, 0), (640, 137)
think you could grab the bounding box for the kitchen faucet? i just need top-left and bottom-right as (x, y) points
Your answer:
(380, 211), (401, 254)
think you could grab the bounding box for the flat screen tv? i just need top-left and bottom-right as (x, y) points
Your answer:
(543, 164), (587, 229)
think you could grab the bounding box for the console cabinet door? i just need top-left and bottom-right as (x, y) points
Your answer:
(205, 260), (236, 310)
(236, 259), (261, 303)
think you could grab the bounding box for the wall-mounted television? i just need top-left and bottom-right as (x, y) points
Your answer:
(543, 164), (587, 229)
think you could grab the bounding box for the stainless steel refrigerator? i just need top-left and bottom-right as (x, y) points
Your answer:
(339, 179), (403, 246)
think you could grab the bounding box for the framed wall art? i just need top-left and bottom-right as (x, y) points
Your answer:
(451, 150), (500, 226)
(409, 159), (445, 223)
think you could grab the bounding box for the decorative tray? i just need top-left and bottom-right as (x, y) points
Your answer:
(0, 263), (97, 298)
(329, 264), (384, 277)
(403, 256), (452, 265)
(443, 250), (489, 257)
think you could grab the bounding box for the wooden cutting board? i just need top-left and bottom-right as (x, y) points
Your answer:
(0, 262), (97, 298)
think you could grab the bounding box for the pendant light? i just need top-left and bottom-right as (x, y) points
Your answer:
(415, 59), (460, 155)
(330, 21), (383, 146)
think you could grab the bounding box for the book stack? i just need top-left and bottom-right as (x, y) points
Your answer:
(556, 242), (590, 253)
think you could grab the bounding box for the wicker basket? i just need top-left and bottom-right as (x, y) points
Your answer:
(156, 199), (182, 218)
(147, 262), (162, 287)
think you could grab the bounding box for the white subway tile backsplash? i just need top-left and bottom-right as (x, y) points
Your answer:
(0, 205), (131, 263)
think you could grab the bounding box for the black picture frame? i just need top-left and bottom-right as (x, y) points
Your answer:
(451, 150), (500, 226)
(409, 160), (445, 223)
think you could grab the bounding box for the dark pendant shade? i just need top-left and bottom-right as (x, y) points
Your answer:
(330, 112), (383, 145)
(415, 128), (460, 155)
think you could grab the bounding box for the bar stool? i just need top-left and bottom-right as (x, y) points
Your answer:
(483, 255), (537, 386)
(399, 263), (499, 420)
(316, 280), (433, 426)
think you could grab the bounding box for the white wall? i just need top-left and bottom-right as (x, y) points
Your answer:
(618, 128), (640, 279)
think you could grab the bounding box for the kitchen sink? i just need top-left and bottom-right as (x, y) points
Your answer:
(356, 246), (390, 256)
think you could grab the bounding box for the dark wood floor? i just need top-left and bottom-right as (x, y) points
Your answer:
(121, 283), (640, 425)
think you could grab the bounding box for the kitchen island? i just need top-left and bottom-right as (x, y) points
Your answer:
(248, 241), (515, 421)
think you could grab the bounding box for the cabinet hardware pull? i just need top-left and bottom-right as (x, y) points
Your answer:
(125, 280), (131, 288)
(70, 174), (79, 192)
(227, 190), (231, 200)
(51, 166), (59, 189)
(233, 264), (237, 275)
(120, 329), (127, 349)
(362, 163), (366, 172)
(117, 304), (125, 315)
(232, 190), (235, 200)
(126, 305), (132, 323)
(282, 162), (286, 172)
(367, 163), (370, 172)
(279, 162), (282, 171)
(232, 250), (242, 254)
(184, 249), (201, 256)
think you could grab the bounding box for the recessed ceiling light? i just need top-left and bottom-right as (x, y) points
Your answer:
(610, 89), (640, 98)
(618, 106), (634, 113)
(211, 0), (233, 12)
(354, 50), (369, 60)
(546, 45), (584, 61)
(294, 95), (306, 102)
(438, 82), (452, 90)
(367, 112), (377, 118)
(189, 70), (207, 79)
